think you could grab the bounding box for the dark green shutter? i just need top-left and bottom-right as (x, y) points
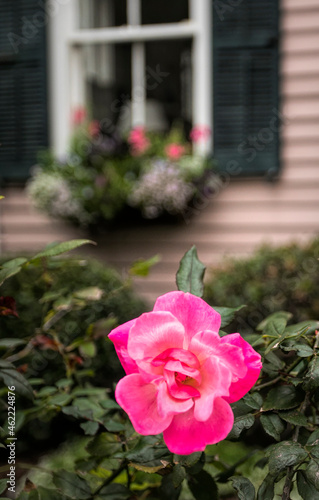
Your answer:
(0, 0), (48, 181)
(213, 0), (279, 176)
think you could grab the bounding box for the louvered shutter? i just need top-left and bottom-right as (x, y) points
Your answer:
(0, 0), (48, 180)
(213, 0), (279, 176)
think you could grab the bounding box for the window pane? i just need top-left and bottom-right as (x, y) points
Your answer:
(141, 0), (189, 25)
(82, 43), (131, 133)
(78, 0), (126, 29)
(145, 40), (192, 133)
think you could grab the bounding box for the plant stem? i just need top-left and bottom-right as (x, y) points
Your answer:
(91, 461), (127, 498)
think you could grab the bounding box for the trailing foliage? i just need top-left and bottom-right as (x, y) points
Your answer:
(0, 244), (319, 499)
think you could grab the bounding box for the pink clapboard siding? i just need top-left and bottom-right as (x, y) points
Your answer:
(1, 0), (319, 306)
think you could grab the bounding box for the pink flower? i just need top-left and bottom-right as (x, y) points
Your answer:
(72, 107), (87, 126)
(109, 291), (262, 455)
(128, 127), (150, 155)
(165, 143), (186, 161)
(89, 120), (100, 137)
(190, 125), (211, 143)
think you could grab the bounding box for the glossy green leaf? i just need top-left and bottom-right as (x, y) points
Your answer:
(257, 311), (292, 332)
(297, 471), (319, 500)
(213, 305), (246, 329)
(172, 465), (186, 488)
(0, 361), (33, 400)
(231, 476), (255, 500)
(129, 255), (160, 277)
(0, 338), (26, 349)
(268, 442), (308, 476)
(257, 475), (275, 500)
(278, 410), (308, 427)
(98, 483), (131, 500)
(188, 470), (218, 500)
(80, 421), (99, 436)
(53, 471), (91, 499)
(31, 239), (95, 260)
(303, 355), (319, 391)
(176, 246), (206, 297)
(86, 433), (122, 457)
(306, 460), (319, 490)
(227, 414), (255, 439)
(260, 414), (285, 441)
(263, 385), (304, 411)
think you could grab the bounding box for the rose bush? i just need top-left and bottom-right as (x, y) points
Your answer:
(109, 291), (262, 454)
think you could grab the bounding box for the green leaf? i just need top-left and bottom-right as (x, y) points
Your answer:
(86, 433), (122, 457)
(297, 470), (319, 500)
(213, 305), (246, 329)
(31, 239), (95, 260)
(73, 287), (104, 301)
(227, 414), (255, 439)
(80, 421), (99, 436)
(257, 311), (292, 332)
(0, 338), (26, 349)
(306, 460), (319, 490)
(263, 385), (304, 411)
(231, 476), (255, 500)
(279, 410), (308, 427)
(159, 474), (182, 500)
(268, 441), (308, 476)
(98, 483), (131, 500)
(79, 341), (96, 358)
(104, 419), (126, 432)
(35, 487), (66, 500)
(129, 255), (160, 277)
(303, 355), (319, 391)
(49, 393), (73, 407)
(0, 479), (7, 495)
(172, 465), (186, 488)
(53, 471), (92, 499)
(285, 320), (319, 337)
(188, 470), (218, 500)
(100, 400), (121, 411)
(280, 341), (314, 357)
(0, 265), (22, 286)
(260, 413), (285, 441)
(257, 475), (275, 500)
(0, 361), (33, 400)
(126, 435), (170, 467)
(173, 452), (202, 468)
(242, 392), (263, 410)
(176, 246), (206, 297)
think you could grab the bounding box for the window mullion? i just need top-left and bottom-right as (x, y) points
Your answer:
(127, 0), (146, 127)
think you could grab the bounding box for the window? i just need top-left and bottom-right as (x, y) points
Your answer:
(51, 0), (212, 155)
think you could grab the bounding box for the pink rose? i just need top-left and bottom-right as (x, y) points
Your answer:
(72, 107), (87, 126)
(128, 126), (150, 155)
(109, 291), (262, 455)
(190, 125), (211, 143)
(88, 120), (100, 137)
(165, 143), (186, 161)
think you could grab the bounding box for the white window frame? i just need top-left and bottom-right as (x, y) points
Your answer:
(49, 0), (212, 156)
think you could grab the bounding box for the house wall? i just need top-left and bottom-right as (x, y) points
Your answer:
(1, 0), (319, 306)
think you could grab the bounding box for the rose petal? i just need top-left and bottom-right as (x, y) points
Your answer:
(163, 398), (234, 454)
(128, 311), (185, 364)
(108, 319), (138, 375)
(221, 333), (262, 403)
(194, 356), (232, 421)
(157, 380), (194, 419)
(115, 374), (173, 435)
(153, 292), (221, 347)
